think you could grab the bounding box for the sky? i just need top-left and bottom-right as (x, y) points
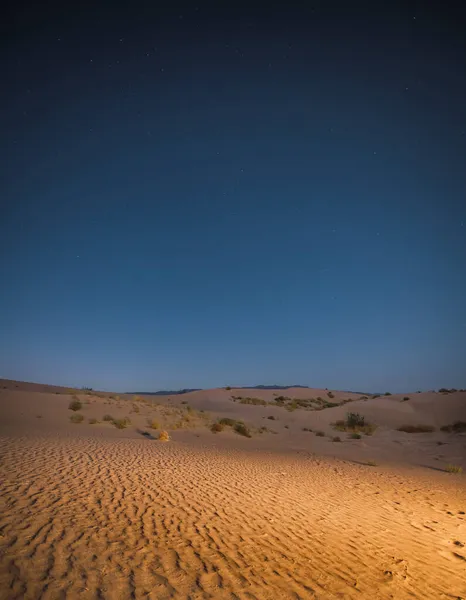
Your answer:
(1, 1), (465, 393)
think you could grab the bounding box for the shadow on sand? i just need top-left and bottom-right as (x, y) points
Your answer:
(136, 428), (157, 440)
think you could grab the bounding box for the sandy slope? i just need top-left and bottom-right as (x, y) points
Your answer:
(1, 380), (465, 599)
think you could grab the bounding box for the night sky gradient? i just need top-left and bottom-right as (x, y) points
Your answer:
(1, 1), (466, 392)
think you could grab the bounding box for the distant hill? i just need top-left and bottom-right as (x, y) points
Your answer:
(127, 385), (311, 395)
(127, 389), (202, 396)
(235, 385), (310, 390)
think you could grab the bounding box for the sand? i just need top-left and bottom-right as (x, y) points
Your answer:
(1, 380), (465, 599)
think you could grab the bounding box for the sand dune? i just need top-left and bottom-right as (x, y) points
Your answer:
(1, 380), (465, 599)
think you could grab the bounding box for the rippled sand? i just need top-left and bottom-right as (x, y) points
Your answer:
(1, 433), (465, 599)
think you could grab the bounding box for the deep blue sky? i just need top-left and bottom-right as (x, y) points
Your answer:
(1, 1), (465, 393)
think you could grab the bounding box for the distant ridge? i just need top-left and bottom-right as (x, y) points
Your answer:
(126, 385), (310, 395)
(127, 389), (201, 396)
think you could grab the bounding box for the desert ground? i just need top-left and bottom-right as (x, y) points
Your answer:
(0, 379), (465, 599)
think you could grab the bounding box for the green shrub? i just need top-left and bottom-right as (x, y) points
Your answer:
(88, 418), (98, 424)
(225, 386), (231, 390)
(70, 413), (84, 424)
(148, 419), (160, 429)
(69, 399), (82, 411)
(397, 425), (435, 433)
(350, 432), (361, 439)
(385, 392), (391, 396)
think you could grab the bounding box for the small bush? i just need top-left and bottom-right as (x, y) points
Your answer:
(284, 425), (289, 429)
(267, 415), (276, 420)
(347, 412), (366, 428)
(332, 436), (341, 442)
(367, 460), (377, 466)
(103, 414), (114, 421)
(88, 418), (98, 424)
(445, 464), (463, 474)
(225, 386), (231, 390)
(148, 419), (160, 429)
(302, 427), (312, 432)
(113, 418), (130, 429)
(158, 430), (170, 442)
(219, 418), (238, 427)
(397, 425), (435, 433)
(69, 399), (82, 411)
(350, 432), (361, 439)
(384, 392), (391, 396)
(234, 423), (252, 437)
(440, 421), (466, 433)
(239, 397), (267, 406)
(327, 391), (335, 399)
(315, 430), (325, 437)
(70, 413), (84, 424)
(211, 422), (224, 433)
(402, 397), (410, 402)
(181, 400), (188, 404)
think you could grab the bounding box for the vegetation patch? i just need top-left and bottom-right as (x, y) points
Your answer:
(218, 418), (238, 427)
(113, 418), (131, 429)
(440, 421), (466, 433)
(102, 414), (114, 421)
(332, 436), (341, 442)
(315, 430), (325, 437)
(445, 464), (462, 474)
(158, 430), (170, 442)
(211, 422), (224, 433)
(69, 398), (82, 411)
(333, 412), (377, 435)
(350, 432), (362, 439)
(70, 413), (84, 424)
(234, 422), (252, 437)
(238, 396), (267, 406)
(397, 424), (435, 433)
(148, 419), (160, 429)
(88, 418), (98, 424)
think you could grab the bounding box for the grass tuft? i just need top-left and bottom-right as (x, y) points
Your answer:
(102, 414), (114, 421)
(158, 430), (170, 442)
(211, 422), (224, 433)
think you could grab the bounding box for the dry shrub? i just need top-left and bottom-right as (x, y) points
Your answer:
(211, 423), (224, 433)
(70, 413), (84, 424)
(69, 399), (82, 411)
(158, 430), (170, 442)
(397, 424), (435, 433)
